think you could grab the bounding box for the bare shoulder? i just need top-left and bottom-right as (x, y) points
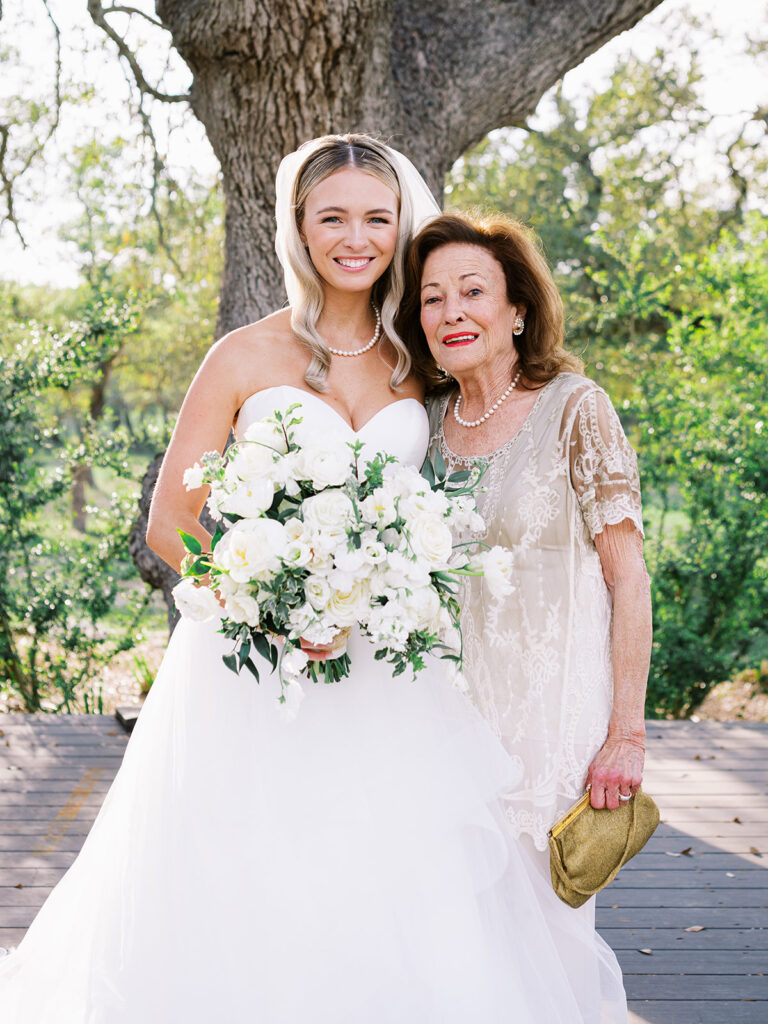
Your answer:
(202, 308), (300, 405)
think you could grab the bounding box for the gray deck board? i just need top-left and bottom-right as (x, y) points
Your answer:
(0, 713), (766, 1020)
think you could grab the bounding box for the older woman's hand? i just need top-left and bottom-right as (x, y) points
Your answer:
(587, 733), (645, 810)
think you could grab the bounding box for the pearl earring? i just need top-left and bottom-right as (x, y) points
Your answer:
(513, 317), (525, 336)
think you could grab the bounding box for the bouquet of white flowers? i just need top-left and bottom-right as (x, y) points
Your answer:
(173, 403), (513, 716)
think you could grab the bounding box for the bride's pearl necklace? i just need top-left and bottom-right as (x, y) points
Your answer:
(454, 369), (522, 428)
(326, 306), (381, 357)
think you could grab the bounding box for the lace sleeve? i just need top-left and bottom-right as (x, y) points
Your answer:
(567, 386), (644, 539)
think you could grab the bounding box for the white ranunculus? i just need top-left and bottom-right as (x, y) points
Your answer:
(224, 590), (261, 627)
(293, 442), (352, 489)
(213, 518), (287, 583)
(183, 462), (205, 491)
(305, 575), (332, 611)
(326, 579), (371, 627)
(243, 418), (289, 454)
(408, 513), (454, 568)
(481, 546), (515, 598)
(173, 579), (222, 622)
(227, 443), (278, 483)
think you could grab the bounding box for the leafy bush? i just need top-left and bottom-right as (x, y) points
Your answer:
(0, 294), (151, 711)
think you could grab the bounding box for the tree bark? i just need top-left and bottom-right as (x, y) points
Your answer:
(156, 0), (664, 333)
(138, 0), (662, 620)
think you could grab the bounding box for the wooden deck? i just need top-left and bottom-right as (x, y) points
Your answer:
(0, 714), (766, 1021)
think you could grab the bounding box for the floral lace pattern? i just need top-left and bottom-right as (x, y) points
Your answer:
(428, 374), (644, 850)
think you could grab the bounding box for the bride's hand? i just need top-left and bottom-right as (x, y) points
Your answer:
(299, 637), (334, 662)
(586, 734), (645, 810)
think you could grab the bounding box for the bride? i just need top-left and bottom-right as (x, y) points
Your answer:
(0, 134), (625, 1022)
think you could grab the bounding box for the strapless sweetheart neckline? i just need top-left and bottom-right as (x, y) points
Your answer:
(238, 385), (424, 436)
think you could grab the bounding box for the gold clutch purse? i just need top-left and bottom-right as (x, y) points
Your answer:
(548, 789), (660, 908)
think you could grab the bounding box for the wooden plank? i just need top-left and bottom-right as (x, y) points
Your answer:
(599, 889), (767, 909)
(628, 1002), (768, 1024)
(624, 975), (768, 1000)
(598, 927), (768, 950)
(596, 907), (767, 927)
(611, 870), (768, 888)
(615, 949), (768, 973)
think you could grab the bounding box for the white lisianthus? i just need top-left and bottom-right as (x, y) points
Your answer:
(333, 546), (369, 575)
(288, 604), (338, 646)
(401, 487), (450, 519)
(327, 579), (371, 627)
(366, 603), (410, 652)
(480, 545), (515, 598)
(206, 485), (226, 521)
(382, 549), (431, 590)
(244, 419), (289, 454)
(358, 530), (387, 566)
(403, 585), (442, 633)
(408, 512), (454, 568)
(173, 579), (222, 622)
(282, 644), (309, 680)
(305, 575), (332, 611)
(224, 591), (261, 627)
(360, 485), (398, 528)
(383, 462), (427, 498)
(219, 476), (275, 519)
(293, 442), (352, 489)
(213, 518), (287, 582)
(183, 462), (205, 491)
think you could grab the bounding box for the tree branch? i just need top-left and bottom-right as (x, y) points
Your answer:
(103, 5), (165, 31)
(87, 0), (190, 104)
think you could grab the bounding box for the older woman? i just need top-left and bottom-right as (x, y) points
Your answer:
(399, 212), (652, 1022)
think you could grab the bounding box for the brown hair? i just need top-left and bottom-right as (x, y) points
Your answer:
(397, 213), (583, 392)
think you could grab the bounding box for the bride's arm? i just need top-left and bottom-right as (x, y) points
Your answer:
(146, 338), (244, 573)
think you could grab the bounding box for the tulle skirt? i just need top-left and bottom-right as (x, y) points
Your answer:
(0, 619), (626, 1022)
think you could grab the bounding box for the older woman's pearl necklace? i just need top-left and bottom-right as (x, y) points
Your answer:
(454, 369), (522, 428)
(326, 306), (381, 357)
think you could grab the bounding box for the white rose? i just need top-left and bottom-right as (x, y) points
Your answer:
(293, 442), (352, 489)
(244, 419), (289, 454)
(223, 591), (261, 627)
(408, 513), (454, 568)
(481, 546), (515, 599)
(227, 443), (278, 483)
(327, 579), (371, 627)
(213, 519), (287, 583)
(183, 462), (205, 490)
(301, 489), (354, 535)
(173, 579), (222, 622)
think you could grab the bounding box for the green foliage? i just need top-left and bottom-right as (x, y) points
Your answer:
(447, 13), (768, 715)
(635, 218), (768, 714)
(0, 295), (151, 712)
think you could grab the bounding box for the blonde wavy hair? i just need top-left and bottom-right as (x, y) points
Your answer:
(282, 134), (416, 392)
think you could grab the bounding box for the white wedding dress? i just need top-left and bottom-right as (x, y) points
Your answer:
(0, 388), (626, 1022)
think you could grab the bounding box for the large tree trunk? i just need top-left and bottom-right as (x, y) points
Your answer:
(140, 0), (662, 621)
(157, 0), (663, 333)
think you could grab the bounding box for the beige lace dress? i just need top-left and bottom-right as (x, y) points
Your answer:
(428, 372), (644, 851)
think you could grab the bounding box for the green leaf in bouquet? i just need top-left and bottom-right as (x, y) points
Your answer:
(374, 649), (388, 661)
(420, 456), (436, 487)
(237, 640), (251, 670)
(222, 652), (238, 674)
(187, 556), (210, 577)
(242, 657), (261, 682)
(446, 470), (472, 484)
(210, 524), (224, 551)
(178, 529), (202, 555)
(252, 631), (272, 664)
(432, 448), (447, 481)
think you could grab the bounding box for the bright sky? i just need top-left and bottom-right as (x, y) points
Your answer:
(0, 0), (765, 287)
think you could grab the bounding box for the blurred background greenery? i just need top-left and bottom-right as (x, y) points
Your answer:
(1, 4), (766, 716)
